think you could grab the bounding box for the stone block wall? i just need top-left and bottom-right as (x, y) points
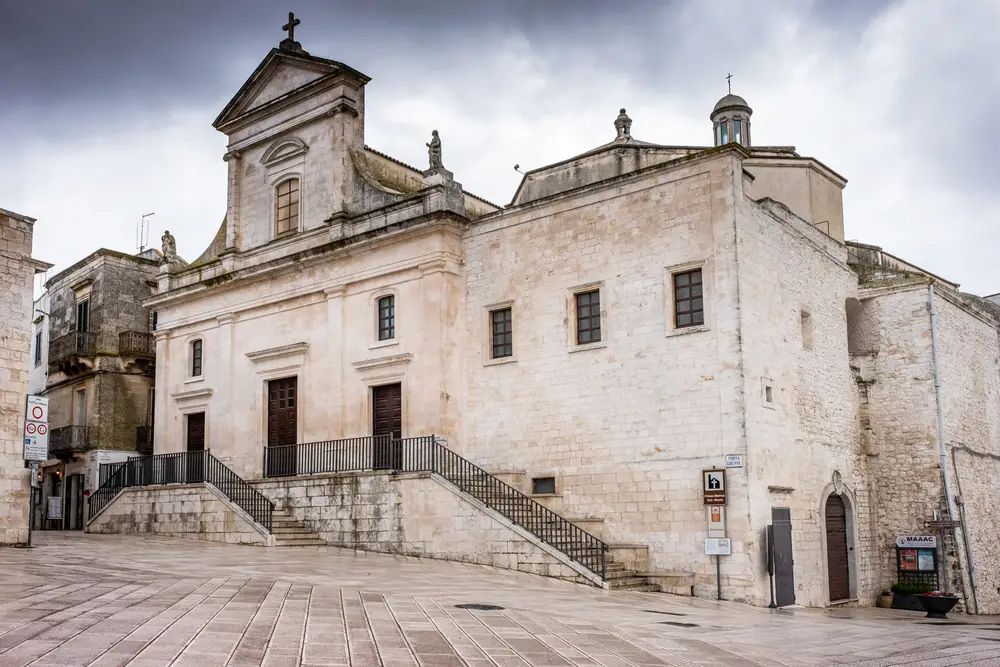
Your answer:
(254, 471), (598, 585)
(460, 152), (751, 593)
(0, 211), (38, 546)
(736, 199), (876, 607)
(88, 483), (269, 545)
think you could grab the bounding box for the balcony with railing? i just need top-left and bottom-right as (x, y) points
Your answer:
(49, 425), (95, 456)
(119, 331), (155, 359)
(48, 331), (96, 373)
(135, 425), (153, 455)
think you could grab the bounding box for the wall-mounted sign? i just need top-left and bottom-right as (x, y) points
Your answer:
(23, 395), (49, 462)
(725, 454), (744, 468)
(895, 535), (937, 548)
(46, 497), (62, 520)
(707, 505), (726, 537)
(703, 469), (727, 505)
(705, 538), (732, 555)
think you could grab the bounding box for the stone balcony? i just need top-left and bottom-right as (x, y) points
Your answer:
(48, 331), (96, 374)
(49, 425), (97, 456)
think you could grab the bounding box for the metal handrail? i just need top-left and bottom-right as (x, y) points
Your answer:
(264, 435), (607, 579)
(87, 450), (274, 532)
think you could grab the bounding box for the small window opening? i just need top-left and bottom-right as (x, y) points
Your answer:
(801, 310), (814, 350)
(378, 295), (395, 341)
(532, 477), (556, 495)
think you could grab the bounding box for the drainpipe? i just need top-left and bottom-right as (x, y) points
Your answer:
(950, 447), (980, 614)
(928, 284), (967, 603)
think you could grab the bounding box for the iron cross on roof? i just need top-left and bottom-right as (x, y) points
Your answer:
(726, 73), (733, 94)
(283, 12), (301, 41)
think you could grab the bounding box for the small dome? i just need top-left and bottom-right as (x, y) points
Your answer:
(711, 93), (751, 116)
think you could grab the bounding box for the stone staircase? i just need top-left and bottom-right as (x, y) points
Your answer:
(270, 508), (326, 547)
(449, 470), (660, 591)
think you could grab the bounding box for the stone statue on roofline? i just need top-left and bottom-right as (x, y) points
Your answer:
(427, 130), (443, 170)
(161, 230), (177, 261)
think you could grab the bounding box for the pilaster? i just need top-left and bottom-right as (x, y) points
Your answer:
(324, 285), (346, 439)
(223, 151), (242, 250)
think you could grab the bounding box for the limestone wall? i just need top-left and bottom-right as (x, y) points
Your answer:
(0, 211), (39, 546)
(736, 198), (875, 607)
(460, 151), (752, 593)
(254, 471), (598, 585)
(87, 483), (269, 546)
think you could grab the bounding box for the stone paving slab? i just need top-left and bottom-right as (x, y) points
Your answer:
(0, 534), (997, 666)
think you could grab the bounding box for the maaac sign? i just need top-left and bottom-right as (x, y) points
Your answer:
(896, 535), (937, 549)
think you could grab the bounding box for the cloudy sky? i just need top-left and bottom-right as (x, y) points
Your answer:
(2, 0), (997, 296)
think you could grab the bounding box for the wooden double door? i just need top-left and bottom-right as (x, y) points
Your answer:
(266, 377), (298, 477)
(372, 383), (402, 470)
(825, 495), (852, 601)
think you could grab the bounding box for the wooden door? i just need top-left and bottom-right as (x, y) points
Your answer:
(372, 383), (402, 470)
(266, 377), (298, 476)
(825, 495), (851, 601)
(185, 412), (206, 482)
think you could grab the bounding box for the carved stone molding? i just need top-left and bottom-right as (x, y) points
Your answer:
(260, 137), (309, 167)
(246, 342), (310, 362)
(351, 353), (413, 371)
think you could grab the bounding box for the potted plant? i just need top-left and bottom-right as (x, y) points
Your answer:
(877, 589), (893, 608)
(917, 590), (960, 619)
(890, 581), (935, 611)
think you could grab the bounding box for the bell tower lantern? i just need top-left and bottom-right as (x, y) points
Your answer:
(711, 93), (752, 148)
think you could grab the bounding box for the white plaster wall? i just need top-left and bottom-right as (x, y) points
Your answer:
(154, 225), (464, 479)
(28, 291), (49, 396)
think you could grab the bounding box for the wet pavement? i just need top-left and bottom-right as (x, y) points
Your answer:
(0, 533), (997, 666)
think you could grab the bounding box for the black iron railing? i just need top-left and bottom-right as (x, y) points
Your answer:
(264, 436), (607, 579)
(88, 450), (273, 531)
(119, 331), (155, 358)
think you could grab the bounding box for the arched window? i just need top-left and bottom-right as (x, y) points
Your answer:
(275, 178), (300, 234)
(190, 339), (203, 378)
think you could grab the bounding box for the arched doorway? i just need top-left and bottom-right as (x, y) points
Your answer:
(825, 494), (851, 601)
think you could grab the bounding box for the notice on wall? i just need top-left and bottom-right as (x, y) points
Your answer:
(917, 549), (935, 572)
(899, 549), (917, 571)
(46, 497), (62, 520)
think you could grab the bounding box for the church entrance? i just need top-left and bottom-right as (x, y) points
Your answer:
(825, 494), (851, 601)
(266, 377), (298, 477)
(372, 383), (402, 470)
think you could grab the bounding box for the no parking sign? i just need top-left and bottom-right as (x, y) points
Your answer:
(23, 395), (48, 461)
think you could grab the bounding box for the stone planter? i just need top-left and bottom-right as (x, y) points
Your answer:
(876, 594), (893, 608)
(891, 593), (924, 611)
(917, 595), (960, 619)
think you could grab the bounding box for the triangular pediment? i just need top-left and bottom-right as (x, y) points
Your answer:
(213, 48), (370, 131)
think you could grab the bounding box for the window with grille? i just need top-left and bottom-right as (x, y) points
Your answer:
(378, 295), (395, 341)
(275, 178), (300, 234)
(34, 330), (42, 365)
(673, 269), (704, 328)
(575, 290), (601, 344)
(490, 308), (513, 359)
(191, 339), (203, 377)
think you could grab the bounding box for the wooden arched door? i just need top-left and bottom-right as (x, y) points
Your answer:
(825, 494), (851, 601)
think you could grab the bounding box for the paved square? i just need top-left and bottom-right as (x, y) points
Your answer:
(0, 534), (997, 666)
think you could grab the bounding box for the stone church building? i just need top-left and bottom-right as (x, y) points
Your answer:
(125, 24), (1000, 611)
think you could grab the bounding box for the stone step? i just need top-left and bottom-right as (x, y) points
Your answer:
(272, 526), (315, 534)
(608, 576), (654, 588)
(274, 536), (326, 547)
(612, 584), (662, 593)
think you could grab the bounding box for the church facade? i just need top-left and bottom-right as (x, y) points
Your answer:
(143, 25), (1000, 610)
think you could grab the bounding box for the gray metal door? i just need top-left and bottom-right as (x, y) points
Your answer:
(771, 508), (795, 607)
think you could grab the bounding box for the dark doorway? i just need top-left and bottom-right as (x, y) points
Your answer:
(771, 507), (796, 607)
(825, 495), (852, 601)
(65, 474), (84, 530)
(266, 377), (298, 477)
(186, 412), (206, 482)
(372, 383), (402, 470)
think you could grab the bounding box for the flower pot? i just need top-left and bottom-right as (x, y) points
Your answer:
(917, 595), (960, 619)
(877, 595), (893, 608)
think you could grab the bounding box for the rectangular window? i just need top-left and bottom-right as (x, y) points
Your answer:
(74, 389), (86, 427)
(674, 269), (704, 328)
(34, 330), (42, 365)
(575, 290), (601, 344)
(378, 295), (395, 341)
(490, 308), (513, 359)
(719, 121), (729, 144)
(532, 477), (556, 495)
(276, 178), (300, 234)
(733, 119), (742, 144)
(191, 340), (203, 377)
(76, 299), (89, 333)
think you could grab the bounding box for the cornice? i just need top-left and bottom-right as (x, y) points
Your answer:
(246, 342), (310, 362)
(352, 353), (413, 371)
